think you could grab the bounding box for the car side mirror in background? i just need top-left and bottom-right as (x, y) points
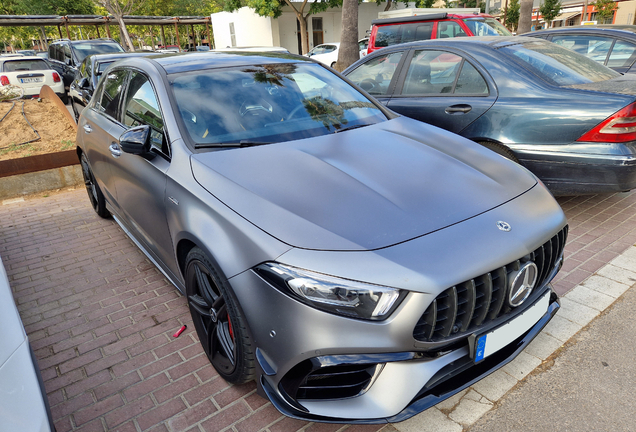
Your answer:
(79, 77), (90, 89)
(119, 125), (152, 156)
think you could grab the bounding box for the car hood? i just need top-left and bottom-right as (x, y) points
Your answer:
(191, 117), (537, 251)
(0, 256), (28, 369)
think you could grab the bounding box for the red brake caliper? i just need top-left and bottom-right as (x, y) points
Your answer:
(227, 313), (234, 341)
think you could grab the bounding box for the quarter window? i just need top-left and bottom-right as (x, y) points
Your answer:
(97, 69), (127, 119)
(347, 51), (404, 95)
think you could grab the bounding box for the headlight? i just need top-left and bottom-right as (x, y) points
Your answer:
(254, 262), (403, 320)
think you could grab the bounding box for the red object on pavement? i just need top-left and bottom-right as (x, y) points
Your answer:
(173, 325), (187, 338)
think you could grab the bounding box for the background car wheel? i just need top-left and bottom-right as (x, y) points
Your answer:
(60, 92), (69, 105)
(79, 153), (110, 218)
(71, 99), (79, 121)
(478, 141), (520, 164)
(185, 247), (255, 384)
(330, 61), (337, 68)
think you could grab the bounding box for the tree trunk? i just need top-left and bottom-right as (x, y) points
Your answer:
(298, 13), (309, 54)
(115, 15), (135, 51)
(518, 0), (533, 34)
(337, 0), (359, 71)
(384, 0), (393, 12)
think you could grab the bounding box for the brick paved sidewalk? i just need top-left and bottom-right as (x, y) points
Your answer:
(1, 188), (636, 432)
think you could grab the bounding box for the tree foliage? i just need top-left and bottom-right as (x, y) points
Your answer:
(594, 0), (616, 23)
(504, 0), (520, 30)
(539, 0), (561, 26)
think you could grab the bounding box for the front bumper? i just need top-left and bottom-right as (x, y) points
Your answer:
(259, 288), (559, 424)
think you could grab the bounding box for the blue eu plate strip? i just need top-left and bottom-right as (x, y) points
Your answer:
(475, 335), (487, 362)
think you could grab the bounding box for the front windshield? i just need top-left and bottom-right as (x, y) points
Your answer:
(500, 40), (620, 85)
(170, 62), (387, 147)
(73, 43), (124, 63)
(463, 18), (512, 36)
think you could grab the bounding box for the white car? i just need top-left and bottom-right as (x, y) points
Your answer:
(0, 256), (54, 432)
(0, 55), (65, 100)
(306, 42), (340, 68)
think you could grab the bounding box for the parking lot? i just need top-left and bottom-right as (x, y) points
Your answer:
(2, 187), (636, 432)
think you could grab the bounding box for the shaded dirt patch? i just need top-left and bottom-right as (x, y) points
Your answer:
(0, 99), (76, 161)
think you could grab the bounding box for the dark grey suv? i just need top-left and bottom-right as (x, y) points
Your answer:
(48, 39), (125, 99)
(76, 52), (567, 423)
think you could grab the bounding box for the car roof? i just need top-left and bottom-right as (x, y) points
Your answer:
(116, 52), (313, 75)
(372, 12), (490, 25)
(0, 55), (47, 62)
(363, 35), (530, 52)
(89, 52), (157, 64)
(528, 25), (636, 37)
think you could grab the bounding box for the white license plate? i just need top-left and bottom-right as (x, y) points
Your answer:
(474, 291), (550, 362)
(20, 77), (43, 84)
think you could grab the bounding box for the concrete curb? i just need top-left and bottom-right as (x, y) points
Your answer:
(0, 164), (82, 200)
(391, 244), (636, 432)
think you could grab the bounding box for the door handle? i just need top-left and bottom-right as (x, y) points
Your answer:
(83, 124), (92, 133)
(445, 104), (472, 114)
(109, 142), (122, 158)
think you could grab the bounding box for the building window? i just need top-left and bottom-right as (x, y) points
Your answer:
(229, 22), (236, 47)
(312, 17), (323, 47)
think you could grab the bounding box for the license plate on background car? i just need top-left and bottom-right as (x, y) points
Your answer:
(20, 77), (43, 83)
(474, 292), (550, 362)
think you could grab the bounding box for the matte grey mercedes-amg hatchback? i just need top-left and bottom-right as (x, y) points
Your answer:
(76, 52), (567, 423)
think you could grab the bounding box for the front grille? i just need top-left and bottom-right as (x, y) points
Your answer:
(413, 226), (567, 342)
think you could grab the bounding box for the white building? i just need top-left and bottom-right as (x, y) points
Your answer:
(211, 2), (395, 54)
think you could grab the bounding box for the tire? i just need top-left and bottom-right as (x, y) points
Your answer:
(185, 247), (255, 384)
(60, 92), (69, 105)
(330, 61), (337, 68)
(80, 152), (110, 218)
(70, 99), (79, 122)
(477, 141), (520, 164)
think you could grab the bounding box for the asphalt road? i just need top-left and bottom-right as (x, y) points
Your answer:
(468, 283), (636, 432)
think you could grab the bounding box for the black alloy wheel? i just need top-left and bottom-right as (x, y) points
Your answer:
(185, 248), (255, 384)
(80, 152), (110, 218)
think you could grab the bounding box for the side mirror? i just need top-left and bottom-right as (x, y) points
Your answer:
(79, 77), (90, 89)
(119, 125), (151, 155)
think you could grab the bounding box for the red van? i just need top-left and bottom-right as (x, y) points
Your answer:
(367, 12), (511, 54)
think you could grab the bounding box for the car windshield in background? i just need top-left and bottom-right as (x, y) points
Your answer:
(73, 43), (124, 63)
(463, 18), (512, 36)
(170, 62), (387, 148)
(2, 59), (50, 72)
(500, 40), (620, 85)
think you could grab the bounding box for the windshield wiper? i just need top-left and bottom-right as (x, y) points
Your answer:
(335, 124), (371, 134)
(194, 140), (272, 149)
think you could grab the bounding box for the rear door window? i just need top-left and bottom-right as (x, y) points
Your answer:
(401, 50), (487, 95)
(550, 35), (613, 64)
(436, 21), (468, 39)
(607, 40), (636, 68)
